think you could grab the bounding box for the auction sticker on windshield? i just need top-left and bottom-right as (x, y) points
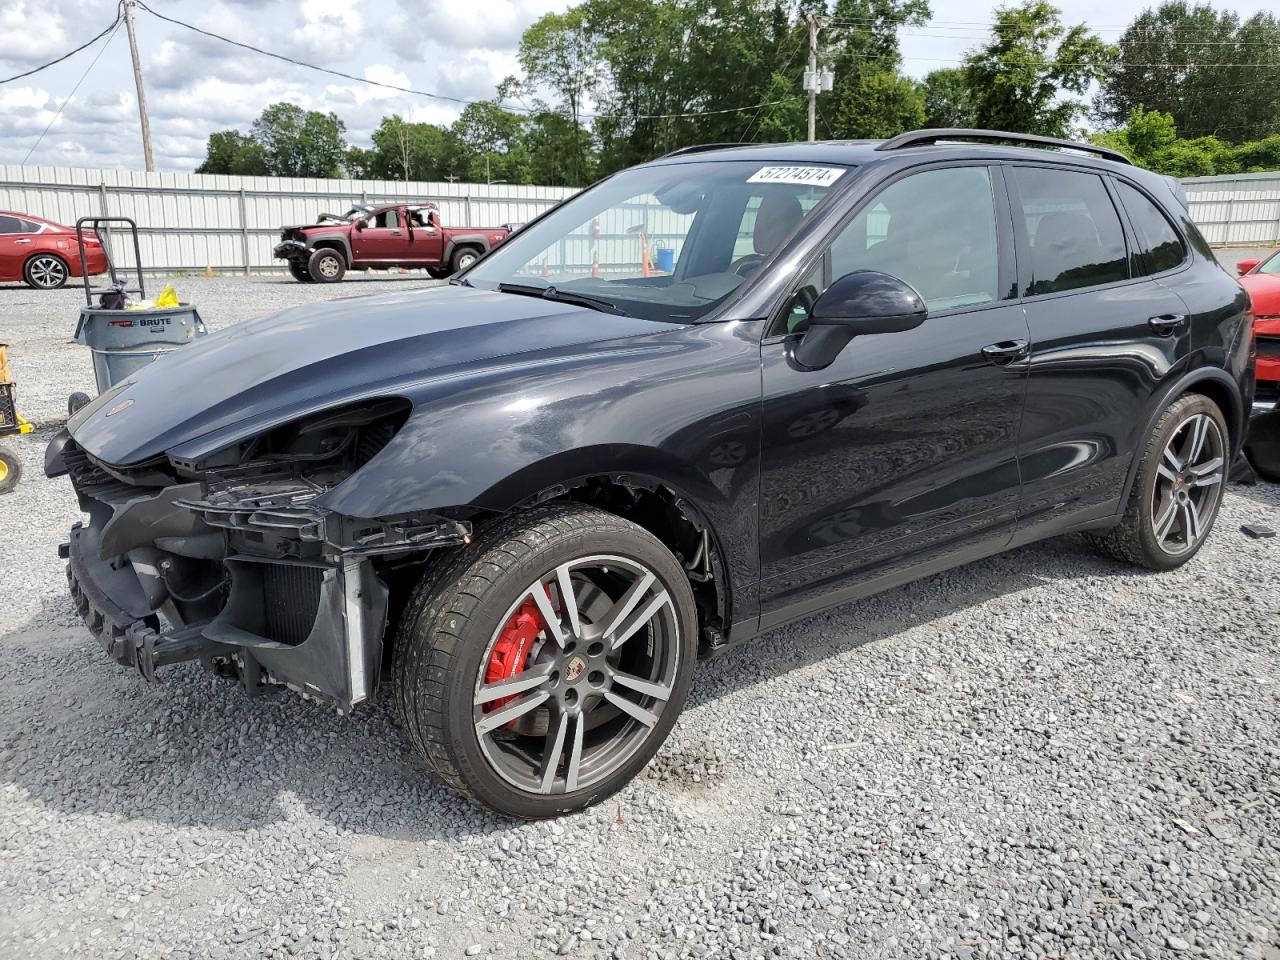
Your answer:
(747, 166), (846, 187)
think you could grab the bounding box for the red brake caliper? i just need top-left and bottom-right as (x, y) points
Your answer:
(483, 589), (552, 719)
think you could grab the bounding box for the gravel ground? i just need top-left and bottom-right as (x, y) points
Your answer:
(1, 272), (1278, 960)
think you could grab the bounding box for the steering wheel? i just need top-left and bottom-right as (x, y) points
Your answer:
(730, 254), (767, 278)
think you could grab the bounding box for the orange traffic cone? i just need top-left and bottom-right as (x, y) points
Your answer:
(591, 250), (600, 279)
(541, 259), (550, 278)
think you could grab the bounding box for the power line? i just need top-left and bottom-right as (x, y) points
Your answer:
(0, 5), (122, 85)
(135, 1), (798, 122)
(22, 18), (123, 163)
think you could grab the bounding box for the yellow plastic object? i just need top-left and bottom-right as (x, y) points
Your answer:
(18, 413), (33, 434)
(155, 284), (179, 308)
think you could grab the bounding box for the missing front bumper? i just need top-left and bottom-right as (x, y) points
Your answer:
(65, 516), (390, 712)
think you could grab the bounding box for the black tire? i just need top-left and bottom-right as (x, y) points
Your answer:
(307, 248), (346, 283)
(450, 247), (480, 274)
(68, 391), (92, 416)
(0, 447), (21, 494)
(394, 503), (698, 819)
(288, 261), (314, 283)
(1089, 393), (1229, 570)
(24, 253), (69, 289)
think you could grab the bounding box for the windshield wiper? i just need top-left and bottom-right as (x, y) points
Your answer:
(497, 282), (631, 317)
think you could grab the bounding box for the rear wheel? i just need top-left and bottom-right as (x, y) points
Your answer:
(288, 261), (314, 283)
(307, 248), (346, 283)
(24, 253), (68, 289)
(450, 247), (480, 274)
(1090, 393), (1228, 569)
(394, 504), (697, 818)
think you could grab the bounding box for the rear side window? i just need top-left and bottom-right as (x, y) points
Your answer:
(1013, 167), (1128, 295)
(1115, 181), (1185, 275)
(0, 216), (23, 235)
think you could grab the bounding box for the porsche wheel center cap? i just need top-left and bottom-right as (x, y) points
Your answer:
(564, 656), (587, 683)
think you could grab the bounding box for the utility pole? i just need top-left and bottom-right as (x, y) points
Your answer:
(806, 15), (819, 143)
(803, 17), (833, 143)
(122, 0), (155, 172)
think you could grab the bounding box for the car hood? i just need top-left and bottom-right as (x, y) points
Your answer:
(1242, 273), (1280, 316)
(68, 284), (665, 466)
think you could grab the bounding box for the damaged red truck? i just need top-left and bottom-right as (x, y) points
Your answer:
(274, 202), (512, 282)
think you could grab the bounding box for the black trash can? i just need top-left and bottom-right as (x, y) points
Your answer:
(74, 304), (208, 394)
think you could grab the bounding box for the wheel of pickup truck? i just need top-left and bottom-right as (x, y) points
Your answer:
(450, 247), (480, 274)
(394, 504), (697, 818)
(288, 261), (314, 283)
(307, 248), (346, 283)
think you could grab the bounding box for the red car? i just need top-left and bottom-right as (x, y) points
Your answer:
(1238, 251), (1280, 407)
(0, 211), (108, 290)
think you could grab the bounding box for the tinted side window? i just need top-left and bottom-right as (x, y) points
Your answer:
(828, 165), (1000, 313)
(1116, 181), (1185, 275)
(0, 216), (22, 235)
(1013, 167), (1128, 295)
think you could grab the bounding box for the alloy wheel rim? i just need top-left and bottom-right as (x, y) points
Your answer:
(458, 254), (476, 269)
(29, 256), (65, 287)
(472, 554), (680, 796)
(1151, 412), (1225, 555)
(317, 256), (339, 278)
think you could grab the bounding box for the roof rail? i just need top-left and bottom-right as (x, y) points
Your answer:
(876, 128), (1131, 165)
(658, 143), (751, 160)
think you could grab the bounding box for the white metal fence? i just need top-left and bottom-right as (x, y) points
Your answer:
(1183, 171), (1280, 247)
(2, 165), (1277, 277)
(0, 166), (578, 274)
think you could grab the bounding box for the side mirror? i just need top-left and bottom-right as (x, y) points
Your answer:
(355, 220), (366, 231)
(1237, 258), (1260, 276)
(793, 271), (927, 370)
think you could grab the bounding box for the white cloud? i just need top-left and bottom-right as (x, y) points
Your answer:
(293, 0), (365, 62)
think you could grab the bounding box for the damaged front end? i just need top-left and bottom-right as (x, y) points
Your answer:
(47, 398), (470, 711)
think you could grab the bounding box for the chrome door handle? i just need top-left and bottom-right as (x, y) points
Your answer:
(1148, 313), (1186, 335)
(14, 238), (32, 244)
(981, 339), (1029, 364)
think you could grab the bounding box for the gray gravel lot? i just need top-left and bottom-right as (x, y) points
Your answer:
(1, 272), (1278, 960)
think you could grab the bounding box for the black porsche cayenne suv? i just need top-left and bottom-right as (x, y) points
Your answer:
(47, 129), (1253, 818)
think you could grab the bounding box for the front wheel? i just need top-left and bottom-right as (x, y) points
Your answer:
(24, 254), (69, 289)
(394, 504), (697, 818)
(307, 248), (346, 283)
(1090, 393), (1228, 570)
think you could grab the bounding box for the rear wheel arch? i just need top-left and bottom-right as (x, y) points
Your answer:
(1119, 367), (1242, 506)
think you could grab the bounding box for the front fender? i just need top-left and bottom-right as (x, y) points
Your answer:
(317, 318), (766, 609)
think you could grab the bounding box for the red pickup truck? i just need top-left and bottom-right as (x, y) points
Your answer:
(274, 202), (512, 283)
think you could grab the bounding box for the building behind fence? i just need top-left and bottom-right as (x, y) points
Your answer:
(1, 164), (1277, 277)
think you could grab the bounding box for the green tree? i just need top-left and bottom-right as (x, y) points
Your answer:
(1096, 3), (1280, 144)
(821, 0), (931, 139)
(916, 68), (976, 128)
(519, 9), (600, 184)
(964, 1), (1112, 138)
(250, 103), (348, 178)
(835, 71), (925, 138)
(195, 130), (268, 175)
(1091, 107), (1239, 176)
(368, 116), (461, 181)
(451, 101), (533, 183)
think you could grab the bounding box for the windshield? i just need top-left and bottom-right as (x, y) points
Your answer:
(1260, 250), (1280, 275)
(464, 160), (849, 322)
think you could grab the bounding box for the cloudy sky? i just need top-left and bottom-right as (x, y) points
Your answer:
(0, 0), (1272, 172)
